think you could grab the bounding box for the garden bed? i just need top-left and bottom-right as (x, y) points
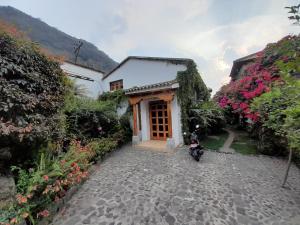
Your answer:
(230, 132), (258, 155)
(201, 130), (229, 151)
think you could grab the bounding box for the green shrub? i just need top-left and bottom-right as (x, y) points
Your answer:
(230, 133), (258, 155)
(88, 138), (118, 159)
(64, 97), (119, 140)
(98, 89), (126, 105)
(251, 62), (300, 156)
(215, 35), (300, 157)
(2, 137), (119, 224)
(201, 131), (228, 150)
(0, 30), (68, 167)
(189, 101), (225, 136)
(176, 60), (210, 139)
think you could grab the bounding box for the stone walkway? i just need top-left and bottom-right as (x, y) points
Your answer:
(52, 145), (300, 225)
(219, 129), (235, 153)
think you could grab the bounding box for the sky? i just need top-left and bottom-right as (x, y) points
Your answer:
(0, 0), (299, 93)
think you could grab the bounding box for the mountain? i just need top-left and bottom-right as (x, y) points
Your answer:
(0, 6), (118, 72)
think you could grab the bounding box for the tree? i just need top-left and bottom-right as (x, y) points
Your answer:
(215, 35), (300, 187)
(286, 4), (300, 25)
(251, 67), (300, 187)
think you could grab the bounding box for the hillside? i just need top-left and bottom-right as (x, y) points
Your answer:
(0, 6), (118, 72)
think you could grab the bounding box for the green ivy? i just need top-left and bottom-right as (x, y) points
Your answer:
(189, 101), (225, 136)
(98, 89), (127, 105)
(176, 60), (210, 139)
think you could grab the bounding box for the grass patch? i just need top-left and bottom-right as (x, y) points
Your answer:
(201, 131), (229, 151)
(230, 133), (258, 155)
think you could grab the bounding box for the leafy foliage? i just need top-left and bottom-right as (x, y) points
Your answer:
(176, 60), (210, 139)
(98, 89), (126, 105)
(64, 95), (127, 141)
(251, 62), (300, 154)
(286, 4), (300, 25)
(189, 101), (225, 136)
(0, 27), (68, 167)
(1, 138), (118, 224)
(215, 35), (300, 155)
(0, 25), (129, 225)
(201, 131), (228, 151)
(230, 132), (258, 155)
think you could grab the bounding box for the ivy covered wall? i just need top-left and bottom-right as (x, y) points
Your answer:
(176, 60), (210, 140)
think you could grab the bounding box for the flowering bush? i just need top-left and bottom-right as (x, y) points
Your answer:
(215, 35), (300, 155)
(0, 137), (118, 225)
(216, 35), (299, 122)
(215, 53), (279, 124)
(0, 22), (127, 225)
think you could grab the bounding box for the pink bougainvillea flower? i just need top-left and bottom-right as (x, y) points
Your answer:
(256, 51), (264, 58)
(232, 103), (239, 110)
(239, 102), (249, 110)
(219, 96), (229, 108)
(262, 70), (271, 81)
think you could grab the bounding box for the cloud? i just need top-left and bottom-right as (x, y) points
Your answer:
(2, 0), (299, 94)
(96, 0), (299, 93)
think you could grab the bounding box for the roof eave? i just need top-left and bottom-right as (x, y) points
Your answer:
(64, 60), (105, 74)
(125, 81), (179, 95)
(103, 56), (192, 80)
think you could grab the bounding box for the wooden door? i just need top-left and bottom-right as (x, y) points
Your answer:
(150, 101), (170, 140)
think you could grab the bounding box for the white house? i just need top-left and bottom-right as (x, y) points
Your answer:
(103, 56), (192, 149)
(61, 61), (105, 99)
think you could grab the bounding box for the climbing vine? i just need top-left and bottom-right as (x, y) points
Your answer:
(176, 60), (210, 139)
(98, 89), (127, 105)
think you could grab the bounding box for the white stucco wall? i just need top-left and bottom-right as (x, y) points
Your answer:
(117, 100), (129, 117)
(140, 100), (150, 141)
(171, 95), (183, 146)
(61, 62), (105, 99)
(103, 59), (187, 90)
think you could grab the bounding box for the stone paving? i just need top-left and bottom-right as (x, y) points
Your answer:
(52, 145), (300, 225)
(219, 129), (235, 153)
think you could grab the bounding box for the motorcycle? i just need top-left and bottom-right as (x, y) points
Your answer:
(184, 125), (204, 161)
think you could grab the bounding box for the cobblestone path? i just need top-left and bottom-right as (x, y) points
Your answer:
(52, 145), (300, 225)
(219, 129), (235, 153)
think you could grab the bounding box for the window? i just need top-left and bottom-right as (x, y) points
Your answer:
(110, 79), (123, 91)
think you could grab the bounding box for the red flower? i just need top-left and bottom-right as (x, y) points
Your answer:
(37, 210), (50, 218)
(232, 103), (239, 110)
(239, 102), (249, 110)
(43, 175), (49, 182)
(219, 96), (229, 108)
(16, 194), (27, 204)
(10, 218), (18, 224)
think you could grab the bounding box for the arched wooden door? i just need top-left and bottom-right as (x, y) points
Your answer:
(149, 100), (170, 140)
